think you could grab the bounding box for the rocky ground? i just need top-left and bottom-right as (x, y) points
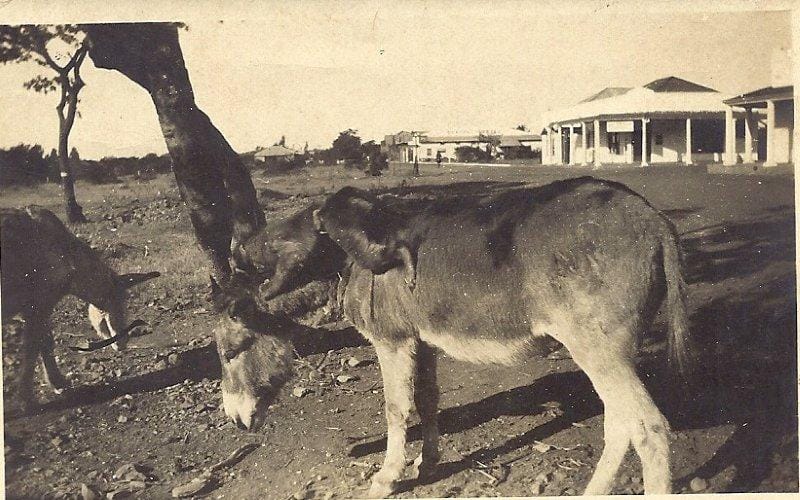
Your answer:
(2, 164), (797, 498)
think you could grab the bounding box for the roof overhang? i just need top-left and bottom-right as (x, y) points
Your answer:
(723, 85), (794, 107)
(548, 110), (743, 127)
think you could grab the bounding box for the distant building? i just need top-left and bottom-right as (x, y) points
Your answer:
(382, 129), (541, 163)
(542, 76), (743, 167)
(254, 145), (297, 163)
(723, 85), (794, 166)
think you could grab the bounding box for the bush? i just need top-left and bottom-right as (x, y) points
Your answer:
(502, 146), (538, 160)
(455, 146), (493, 163)
(75, 160), (122, 184)
(365, 151), (388, 176)
(0, 144), (50, 187)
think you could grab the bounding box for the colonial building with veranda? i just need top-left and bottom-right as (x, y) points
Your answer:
(541, 76), (746, 167)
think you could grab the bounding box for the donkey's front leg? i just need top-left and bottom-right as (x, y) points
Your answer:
(39, 325), (70, 393)
(369, 339), (417, 498)
(411, 341), (439, 481)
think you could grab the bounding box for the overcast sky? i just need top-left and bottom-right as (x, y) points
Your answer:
(0, 2), (792, 159)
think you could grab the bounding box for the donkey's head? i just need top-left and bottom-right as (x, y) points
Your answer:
(209, 276), (296, 431)
(83, 271), (161, 352)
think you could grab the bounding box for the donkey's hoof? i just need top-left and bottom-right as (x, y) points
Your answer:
(52, 384), (73, 395)
(368, 477), (397, 498)
(411, 454), (438, 482)
(50, 378), (71, 394)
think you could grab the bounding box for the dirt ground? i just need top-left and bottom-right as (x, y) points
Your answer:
(2, 163), (797, 499)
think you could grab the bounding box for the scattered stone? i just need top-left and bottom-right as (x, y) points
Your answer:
(530, 481), (546, 495)
(346, 357), (367, 368)
(117, 416), (129, 424)
(80, 483), (100, 500)
(336, 374), (358, 384)
(125, 481), (146, 491)
(167, 353), (180, 366)
(86, 471), (103, 481)
(689, 477), (708, 492)
(154, 360), (168, 371)
(171, 474), (215, 498)
(112, 463), (151, 482)
(531, 471), (552, 493)
(106, 489), (133, 499)
(532, 441), (554, 453)
(292, 386), (311, 398)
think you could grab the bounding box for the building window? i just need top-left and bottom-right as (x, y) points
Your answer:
(655, 134), (663, 146)
(427, 148), (432, 155)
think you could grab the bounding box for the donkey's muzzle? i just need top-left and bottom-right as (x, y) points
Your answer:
(222, 389), (264, 431)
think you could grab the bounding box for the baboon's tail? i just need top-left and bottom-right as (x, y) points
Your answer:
(661, 222), (696, 381)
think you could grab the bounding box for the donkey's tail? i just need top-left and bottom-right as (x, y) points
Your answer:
(660, 222), (696, 381)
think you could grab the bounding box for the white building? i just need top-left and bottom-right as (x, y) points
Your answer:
(723, 85), (794, 166)
(542, 77), (742, 167)
(383, 129), (541, 163)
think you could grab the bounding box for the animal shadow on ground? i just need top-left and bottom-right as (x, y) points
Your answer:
(352, 209), (797, 494)
(655, 208), (798, 492)
(350, 369), (603, 493)
(4, 325), (365, 419)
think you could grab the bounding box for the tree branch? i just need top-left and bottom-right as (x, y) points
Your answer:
(32, 34), (66, 73)
(56, 75), (68, 124)
(62, 43), (87, 75)
(71, 45), (87, 92)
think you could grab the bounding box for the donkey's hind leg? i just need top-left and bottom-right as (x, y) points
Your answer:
(18, 316), (45, 412)
(369, 338), (417, 499)
(550, 326), (672, 495)
(411, 341), (440, 481)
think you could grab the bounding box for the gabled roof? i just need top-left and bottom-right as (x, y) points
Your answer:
(254, 145), (296, 158)
(544, 77), (729, 125)
(643, 76), (717, 93)
(581, 87), (632, 103)
(724, 85), (794, 106)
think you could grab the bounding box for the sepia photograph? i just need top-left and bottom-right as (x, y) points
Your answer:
(0, 1), (797, 498)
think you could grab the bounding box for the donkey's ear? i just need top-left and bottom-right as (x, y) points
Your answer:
(317, 189), (405, 274)
(118, 271), (161, 288)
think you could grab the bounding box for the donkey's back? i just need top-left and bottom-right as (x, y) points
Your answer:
(347, 177), (686, 369)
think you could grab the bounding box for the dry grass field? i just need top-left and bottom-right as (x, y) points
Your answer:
(2, 163), (796, 498)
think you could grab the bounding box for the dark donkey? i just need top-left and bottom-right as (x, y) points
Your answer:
(211, 178), (695, 496)
(1, 206), (159, 412)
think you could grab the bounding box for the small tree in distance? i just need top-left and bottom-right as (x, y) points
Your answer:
(0, 25), (89, 222)
(331, 129), (363, 165)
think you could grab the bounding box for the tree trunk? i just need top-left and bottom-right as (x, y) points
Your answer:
(56, 71), (87, 224)
(57, 124), (87, 223)
(84, 23), (265, 278)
